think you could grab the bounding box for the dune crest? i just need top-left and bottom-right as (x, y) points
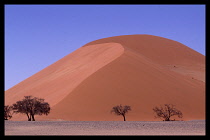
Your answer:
(5, 35), (205, 121)
(5, 43), (124, 107)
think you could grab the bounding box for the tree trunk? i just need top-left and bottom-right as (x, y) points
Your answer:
(165, 117), (170, 121)
(26, 113), (31, 121)
(31, 114), (35, 121)
(122, 115), (126, 121)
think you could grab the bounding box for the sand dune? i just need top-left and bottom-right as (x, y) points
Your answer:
(5, 34), (205, 121)
(5, 43), (124, 107)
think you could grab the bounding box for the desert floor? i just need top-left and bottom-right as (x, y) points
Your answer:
(5, 120), (205, 136)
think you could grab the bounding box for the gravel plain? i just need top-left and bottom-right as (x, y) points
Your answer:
(5, 120), (205, 136)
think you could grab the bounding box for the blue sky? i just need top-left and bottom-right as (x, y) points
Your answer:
(5, 5), (205, 90)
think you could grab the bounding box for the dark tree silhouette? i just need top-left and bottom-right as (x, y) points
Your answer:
(153, 104), (183, 121)
(12, 96), (50, 121)
(4, 105), (13, 120)
(111, 104), (131, 121)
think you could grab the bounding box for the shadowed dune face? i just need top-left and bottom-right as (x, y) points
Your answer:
(5, 35), (205, 121)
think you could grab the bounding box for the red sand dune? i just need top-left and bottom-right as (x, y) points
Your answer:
(5, 34), (205, 121)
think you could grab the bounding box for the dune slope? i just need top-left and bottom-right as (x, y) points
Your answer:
(5, 43), (124, 107)
(5, 35), (205, 121)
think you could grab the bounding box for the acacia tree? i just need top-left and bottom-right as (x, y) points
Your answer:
(4, 105), (13, 120)
(12, 96), (50, 121)
(153, 104), (183, 121)
(111, 104), (131, 121)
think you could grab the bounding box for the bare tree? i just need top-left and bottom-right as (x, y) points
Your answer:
(4, 105), (13, 120)
(111, 104), (131, 121)
(153, 104), (183, 121)
(12, 96), (50, 121)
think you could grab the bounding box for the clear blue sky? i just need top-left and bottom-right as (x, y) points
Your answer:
(5, 4), (205, 90)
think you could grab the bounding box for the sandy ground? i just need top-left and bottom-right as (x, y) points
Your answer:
(5, 120), (205, 136)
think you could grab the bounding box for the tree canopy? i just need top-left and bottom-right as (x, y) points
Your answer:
(153, 104), (183, 121)
(4, 105), (13, 120)
(111, 104), (131, 121)
(12, 96), (50, 121)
